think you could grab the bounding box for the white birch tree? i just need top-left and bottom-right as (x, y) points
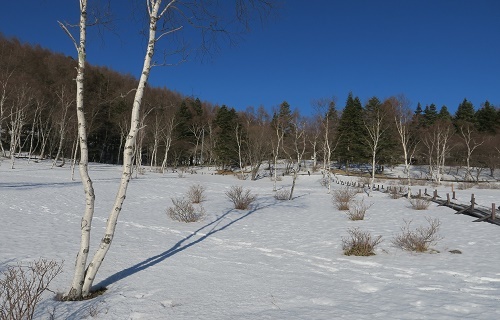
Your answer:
(52, 85), (74, 168)
(8, 84), (33, 169)
(363, 97), (389, 196)
(393, 98), (419, 186)
(0, 70), (14, 157)
(458, 123), (484, 181)
(63, 0), (274, 300)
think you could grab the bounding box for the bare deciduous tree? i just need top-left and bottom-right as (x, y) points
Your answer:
(363, 98), (389, 196)
(458, 123), (484, 181)
(421, 120), (454, 184)
(393, 95), (419, 186)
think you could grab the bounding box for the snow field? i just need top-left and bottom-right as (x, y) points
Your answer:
(1, 161), (500, 319)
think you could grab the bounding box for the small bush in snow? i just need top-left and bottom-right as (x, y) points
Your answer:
(346, 199), (372, 221)
(0, 259), (63, 320)
(392, 218), (442, 252)
(235, 173), (248, 180)
(167, 197), (205, 222)
(332, 187), (357, 211)
(225, 186), (256, 210)
(409, 196), (431, 210)
(358, 176), (371, 186)
(187, 184), (206, 204)
(177, 167), (187, 178)
(320, 177), (329, 187)
(457, 182), (474, 190)
(477, 182), (500, 190)
(270, 175), (282, 182)
(274, 189), (290, 201)
(342, 228), (382, 256)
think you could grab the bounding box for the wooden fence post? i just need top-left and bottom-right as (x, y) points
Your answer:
(452, 191), (456, 200)
(433, 189), (437, 200)
(492, 203), (496, 221)
(446, 193), (450, 205)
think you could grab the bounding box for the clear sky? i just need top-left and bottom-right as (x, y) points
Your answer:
(1, 0), (499, 116)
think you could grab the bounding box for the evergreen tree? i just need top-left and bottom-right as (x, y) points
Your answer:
(454, 98), (476, 124)
(213, 105), (240, 168)
(336, 92), (366, 168)
(271, 100), (293, 136)
(415, 102), (423, 116)
(423, 103), (438, 126)
(438, 105), (452, 122)
(475, 100), (498, 133)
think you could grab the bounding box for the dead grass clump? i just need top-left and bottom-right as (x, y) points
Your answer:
(358, 176), (371, 186)
(457, 182), (474, 190)
(332, 187), (357, 210)
(477, 182), (500, 190)
(1, 259), (63, 320)
(346, 199), (372, 221)
(320, 177), (329, 187)
(392, 218), (442, 252)
(342, 228), (382, 256)
(409, 196), (431, 210)
(274, 189), (290, 201)
(235, 173), (248, 180)
(177, 167), (187, 178)
(187, 184), (206, 204)
(167, 197), (205, 222)
(226, 186), (257, 210)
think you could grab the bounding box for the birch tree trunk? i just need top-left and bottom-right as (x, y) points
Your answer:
(459, 124), (483, 182)
(80, 0), (164, 297)
(63, 0), (97, 300)
(0, 70), (14, 158)
(394, 104), (419, 186)
(52, 85), (73, 168)
(160, 115), (176, 173)
(363, 107), (386, 197)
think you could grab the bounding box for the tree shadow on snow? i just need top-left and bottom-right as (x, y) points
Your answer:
(94, 198), (276, 289)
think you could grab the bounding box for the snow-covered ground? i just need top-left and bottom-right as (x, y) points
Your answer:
(1, 160), (500, 319)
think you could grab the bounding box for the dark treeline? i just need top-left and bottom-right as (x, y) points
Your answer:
(1, 35), (499, 181)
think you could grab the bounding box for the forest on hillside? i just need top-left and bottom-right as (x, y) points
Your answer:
(1, 35), (499, 182)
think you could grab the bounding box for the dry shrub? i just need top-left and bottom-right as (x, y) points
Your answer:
(270, 175), (283, 182)
(177, 167), (187, 178)
(332, 187), (357, 210)
(167, 197), (205, 222)
(392, 218), (442, 252)
(320, 177), (329, 187)
(187, 184), (206, 203)
(409, 196), (431, 210)
(457, 182), (474, 190)
(0, 259), (63, 320)
(236, 173), (247, 180)
(358, 176), (371, 186)
(346, 199), (372, 221)
(225, 186), (257, 210)
(274, 189), (290, 201)
(411, 178), (427, 186)
(342, 228), (382, 256)
(477, 182), (500, 189)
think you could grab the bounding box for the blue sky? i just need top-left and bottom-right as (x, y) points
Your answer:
(1, 1), (499, 116)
